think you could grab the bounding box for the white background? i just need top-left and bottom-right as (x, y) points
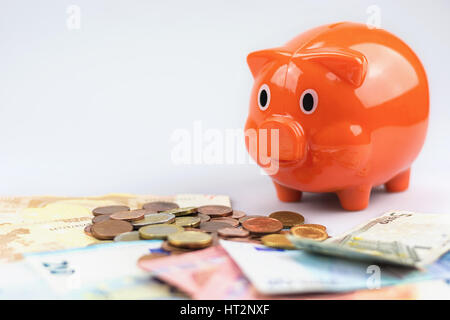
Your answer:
(1, 0), (449, 235)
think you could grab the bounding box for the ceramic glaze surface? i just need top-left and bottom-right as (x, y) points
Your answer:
(245, 22), (429, 211)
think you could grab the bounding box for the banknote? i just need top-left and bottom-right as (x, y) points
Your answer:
(0, 193), (230, 262)
(220, 239), (450, 295)
(289, 211), (450, 268)
(193, 259), (449, 300)
(16, 240), (186, 299)
(0, 260), (57, 299)
(138, 246), (228, 296)
(0, 193), (231, 224)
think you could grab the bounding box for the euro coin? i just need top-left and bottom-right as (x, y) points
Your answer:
(142, 201), (179, 212)
(217, 227), (249, 238)
(161, 241), (192, 254)
(300, 223), (327, 231)
(242, 217), (283, 234)
(91, 220), (133, 240)
(84, 224), (93, 236)
(238, 215), (266, 224)
(137, 253), (169, 263)
(92, 214), (110, 224)
(230, 210), (246, 219)
(198, 213), (211, 222)
(184, 227), (206, 232)
(174, 216), (201, 228)
(139, 224), (183, 240)
(114, 231), (141, 242)
(92, 205), (130, 216)
(291, 225), (328, 241)
(197, 205), (232, 217)
(261, 234), (295, 249)
(131, 213), (176, 228)
(269, 211), (305, 227)
(161, 207), (197, 217)
(211, 217), (239, 227)
(168, 231), (212, 249)
(199, 221), (231, 233)
(110, 209), (146, 221)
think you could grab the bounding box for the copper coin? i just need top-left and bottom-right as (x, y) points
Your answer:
(230, 210), (246, 219)
(239, 215), (266, 224)
(137, 253), (169, 264)
(242, 217), (283, 234)
(217, 227), (249, 238)
(92, 215), (110, 224)
(161, 240), (192, 254)
(110, 209), (146, 221)
(142, 201), (179, 212)
(197, 205), (232, 217)
(210, 232), (220, 246)
(199, 221), (231, 233)
(90, 220), (133, 240)
(211, 217), (239, 227)
(198, 213), (211, 223)
(84, 224), (93, 236)
(92, 205), (130, 216)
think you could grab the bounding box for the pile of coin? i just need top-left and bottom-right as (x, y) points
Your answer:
(84, 203), (328, 253)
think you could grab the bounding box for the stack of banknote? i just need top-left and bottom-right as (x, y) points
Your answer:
(0, 194), (448, 299)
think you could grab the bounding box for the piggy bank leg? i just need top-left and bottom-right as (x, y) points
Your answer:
(385, 168), (410, 192)
(336, 185), (372, 211)
(272, 181), (303, 202)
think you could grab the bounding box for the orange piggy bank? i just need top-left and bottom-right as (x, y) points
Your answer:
(245, 22), (429, 211)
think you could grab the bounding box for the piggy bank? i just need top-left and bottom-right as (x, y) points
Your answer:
(245, 22), (429, 211)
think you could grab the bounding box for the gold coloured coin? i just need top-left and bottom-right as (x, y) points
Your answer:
(168, 231), (213, 249)
(139, 224), (183, 240)
(299, 223), (327, 231)
(114, 231), (141, 242)
(291, 225), (328, 241)
(175, 216), (201, 228)
(161, 207), (198, 217)
(269, 211), (305, 227)
(131, 213), (176, 228)
(261, 234), (295, 249)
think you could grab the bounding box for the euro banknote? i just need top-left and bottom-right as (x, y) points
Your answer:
(0, 193), (230, 262)
(0, 240), (187, 299)
(138, 246), (229, 296)
(220, 239), (450, 295)
(288, 211), (450, 268)
(193, 257), (450, 300)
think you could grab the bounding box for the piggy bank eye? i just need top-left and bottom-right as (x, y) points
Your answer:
(258, 84), (270, 111)
(300, 89), (318, 114)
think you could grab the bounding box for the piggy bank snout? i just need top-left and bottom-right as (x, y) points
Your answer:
(258, 116), (306, 162)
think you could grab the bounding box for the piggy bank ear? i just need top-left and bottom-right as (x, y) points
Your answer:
(247, 48), (291, 78)
(296, 48), (367, 87)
